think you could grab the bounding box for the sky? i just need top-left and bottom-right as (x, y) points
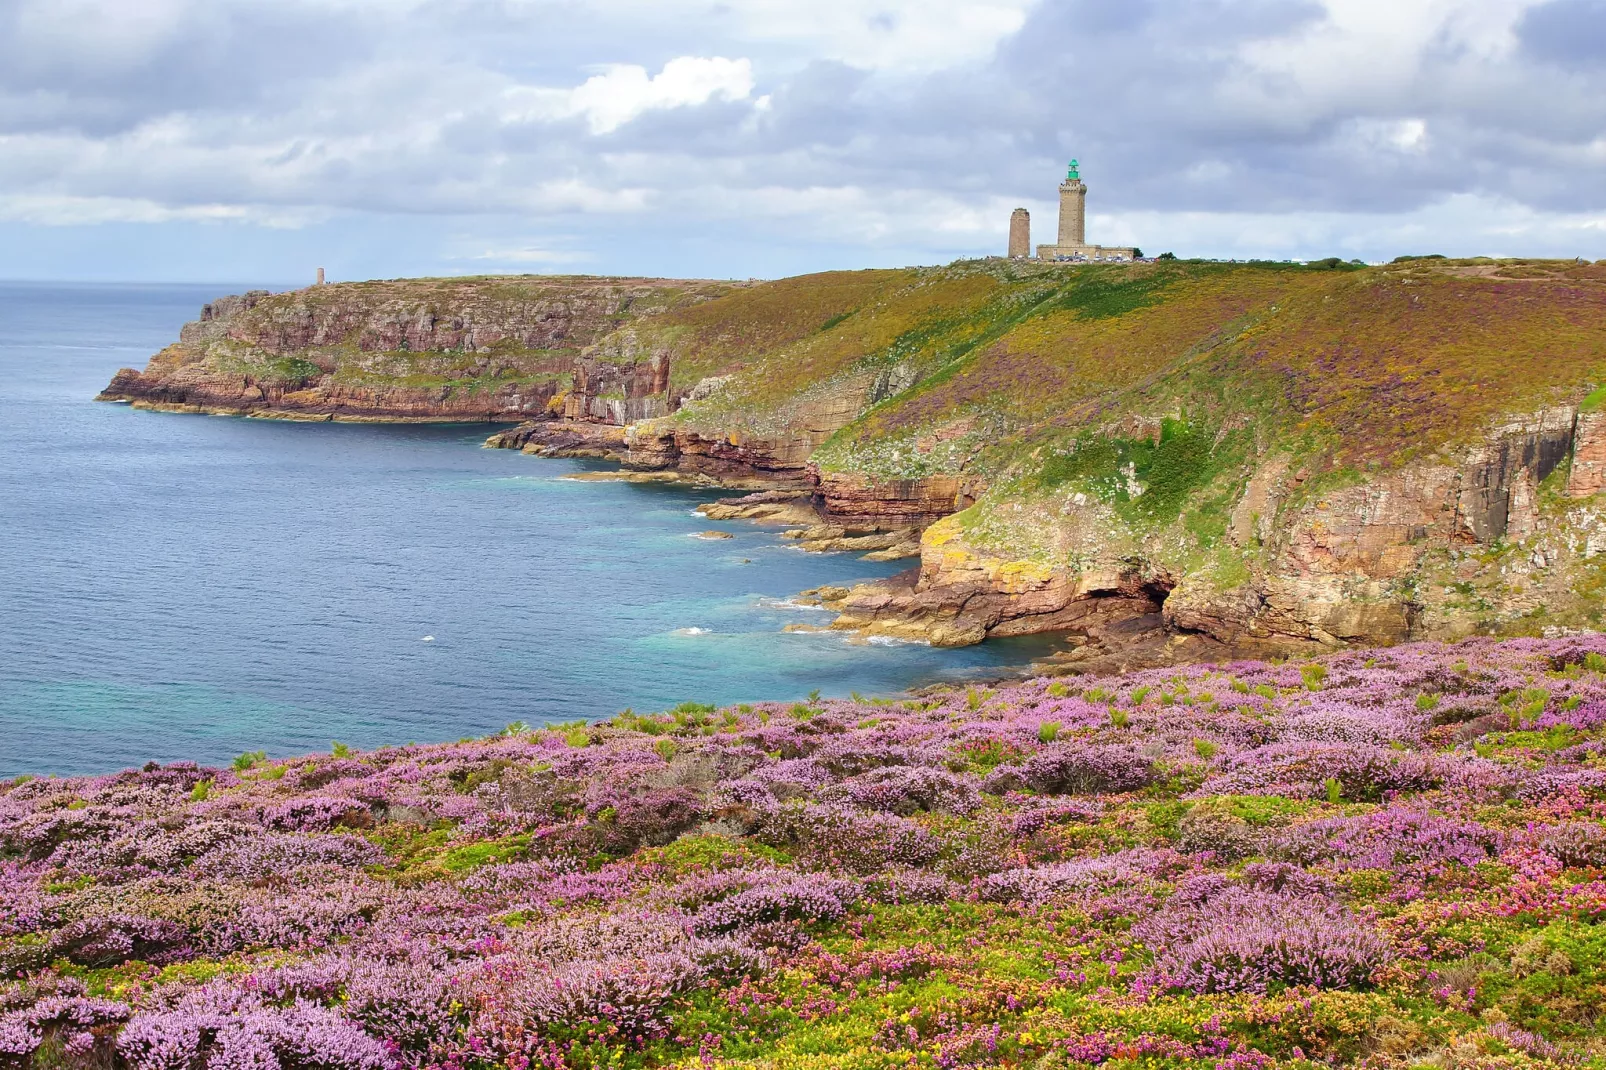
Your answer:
(1, 0), (1603, 283)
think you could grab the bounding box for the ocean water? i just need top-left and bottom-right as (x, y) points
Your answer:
(0, 282), (1061, 777)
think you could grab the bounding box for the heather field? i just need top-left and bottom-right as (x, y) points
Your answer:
(8, 637), (1606, 1069)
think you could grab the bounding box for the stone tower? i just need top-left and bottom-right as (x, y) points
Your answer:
(1008, 208), (1030, 258)
(1034, 159), (1137, 262)
(1057, 159), (1087, 248)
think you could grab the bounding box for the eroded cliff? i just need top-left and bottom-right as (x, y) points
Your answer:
(105, 257), (1606, 658)
(98, 276), (739, 421)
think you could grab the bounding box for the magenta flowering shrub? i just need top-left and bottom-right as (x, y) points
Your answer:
(0, 978), (127, 1063)
(1140, 895), (1388, 994)
(0, 863), (47, 937)
(1537, 821), (1606, 868)
(502, 953), (701, 1039)
(190, 831), (382, 880)
(48, 914), (192, 968)
(982, 745), (1155, 796)
(1199, 741), (1442, 800)
(4, 634), (1606, 1066)
(117, 985), (391, 1070)
(835, 766), (980, 816)
(979, 848), (1184, 905)
(758, 803), (941, 873)
(1134, 877), (1388, 994)
(258, 795), (374, 833)
(1534, 699), (1606, 731)
(1270, 808), (1502, 876)
(691, 873), (858, 935)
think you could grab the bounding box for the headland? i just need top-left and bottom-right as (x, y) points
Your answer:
(100, 255), (1606, 667)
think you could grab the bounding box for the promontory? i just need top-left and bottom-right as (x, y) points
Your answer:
(100, 257), (1606, 662)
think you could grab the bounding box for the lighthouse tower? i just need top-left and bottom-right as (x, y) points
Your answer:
(1057, 160), (1087, 248)
(1031, 159), (1137, 262)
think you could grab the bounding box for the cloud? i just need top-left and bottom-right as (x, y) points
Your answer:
(1519, 0), (1606, 67)
(0, 193), (322, 227)
(508, 57), (757, 135)
(0, 0), (1603, 281)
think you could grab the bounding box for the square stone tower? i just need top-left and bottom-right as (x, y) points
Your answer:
(1034, 159), (1137, 262)
(1057, 176), (1086, 248)
(1008, 208), (1031, 258)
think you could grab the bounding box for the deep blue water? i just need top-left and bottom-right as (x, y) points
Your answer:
(0, 282), (1059, 777)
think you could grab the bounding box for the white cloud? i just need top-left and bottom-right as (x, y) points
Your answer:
(1097, 193), (1606, 263)
(1232, 0), (1553, 122)
(556, 0), (1037, 73)
(9, 0), (195, 72)
(1, 0), (1604, 280)
(507, 57), (755, 135)
(716, 0), (1035, 72)
(0, 193), (320, 227)
(1352, 117), (1430, 153)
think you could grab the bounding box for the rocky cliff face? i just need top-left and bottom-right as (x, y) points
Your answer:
(106, 258), (1606, 660)
(99, 276), (735, 421)
(826, 404), (1606, 656)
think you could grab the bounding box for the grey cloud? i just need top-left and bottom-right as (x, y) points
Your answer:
(1519, 0), (1606, 68)
(0, 1), (379, 136)
(0, 0), (1602, 273)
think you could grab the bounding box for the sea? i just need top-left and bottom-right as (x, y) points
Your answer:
(0, 282), (1061, 778)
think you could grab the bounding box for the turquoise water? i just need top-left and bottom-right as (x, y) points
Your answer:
(0, 282), (1060, 777)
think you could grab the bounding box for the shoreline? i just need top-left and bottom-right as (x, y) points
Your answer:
(93, 400), (1378, 674)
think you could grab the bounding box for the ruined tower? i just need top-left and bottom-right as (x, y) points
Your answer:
(1057, 160), (1086, 248)
(1008, 208), (1031, 259)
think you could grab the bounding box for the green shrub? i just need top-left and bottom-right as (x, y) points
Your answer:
(232, 750), (266, 773)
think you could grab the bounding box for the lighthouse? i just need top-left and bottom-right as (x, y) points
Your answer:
(1031, 159), (1137, 262)
(1057, 160), (1087, 248)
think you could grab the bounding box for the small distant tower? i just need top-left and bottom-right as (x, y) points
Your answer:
(316, 267), (325, 286)
(1057, 159), (1087, 248)
(1008, 208), (1031, 259)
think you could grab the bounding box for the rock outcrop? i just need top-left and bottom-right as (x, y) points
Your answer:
(104, 258), (1606, 660)
(833, 406), (1606, 652)
(99, 276), (735, 421)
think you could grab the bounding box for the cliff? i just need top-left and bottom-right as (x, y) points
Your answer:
(105, 257), (1606, 657)
(98, 276), (740, 421)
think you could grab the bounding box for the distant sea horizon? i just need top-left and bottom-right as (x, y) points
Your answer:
(0, 281), (1059, 779)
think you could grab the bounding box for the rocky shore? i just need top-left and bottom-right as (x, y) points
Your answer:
(101, 258), (1606, 663)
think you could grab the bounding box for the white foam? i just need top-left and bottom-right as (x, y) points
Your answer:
(758, 598), (831, 612)
(674, 627), (709, 636)
(864, 634), (930, 647)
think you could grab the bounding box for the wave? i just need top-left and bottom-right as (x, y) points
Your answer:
(864, 635), (930, 647)
(758, 597), (830, 612)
